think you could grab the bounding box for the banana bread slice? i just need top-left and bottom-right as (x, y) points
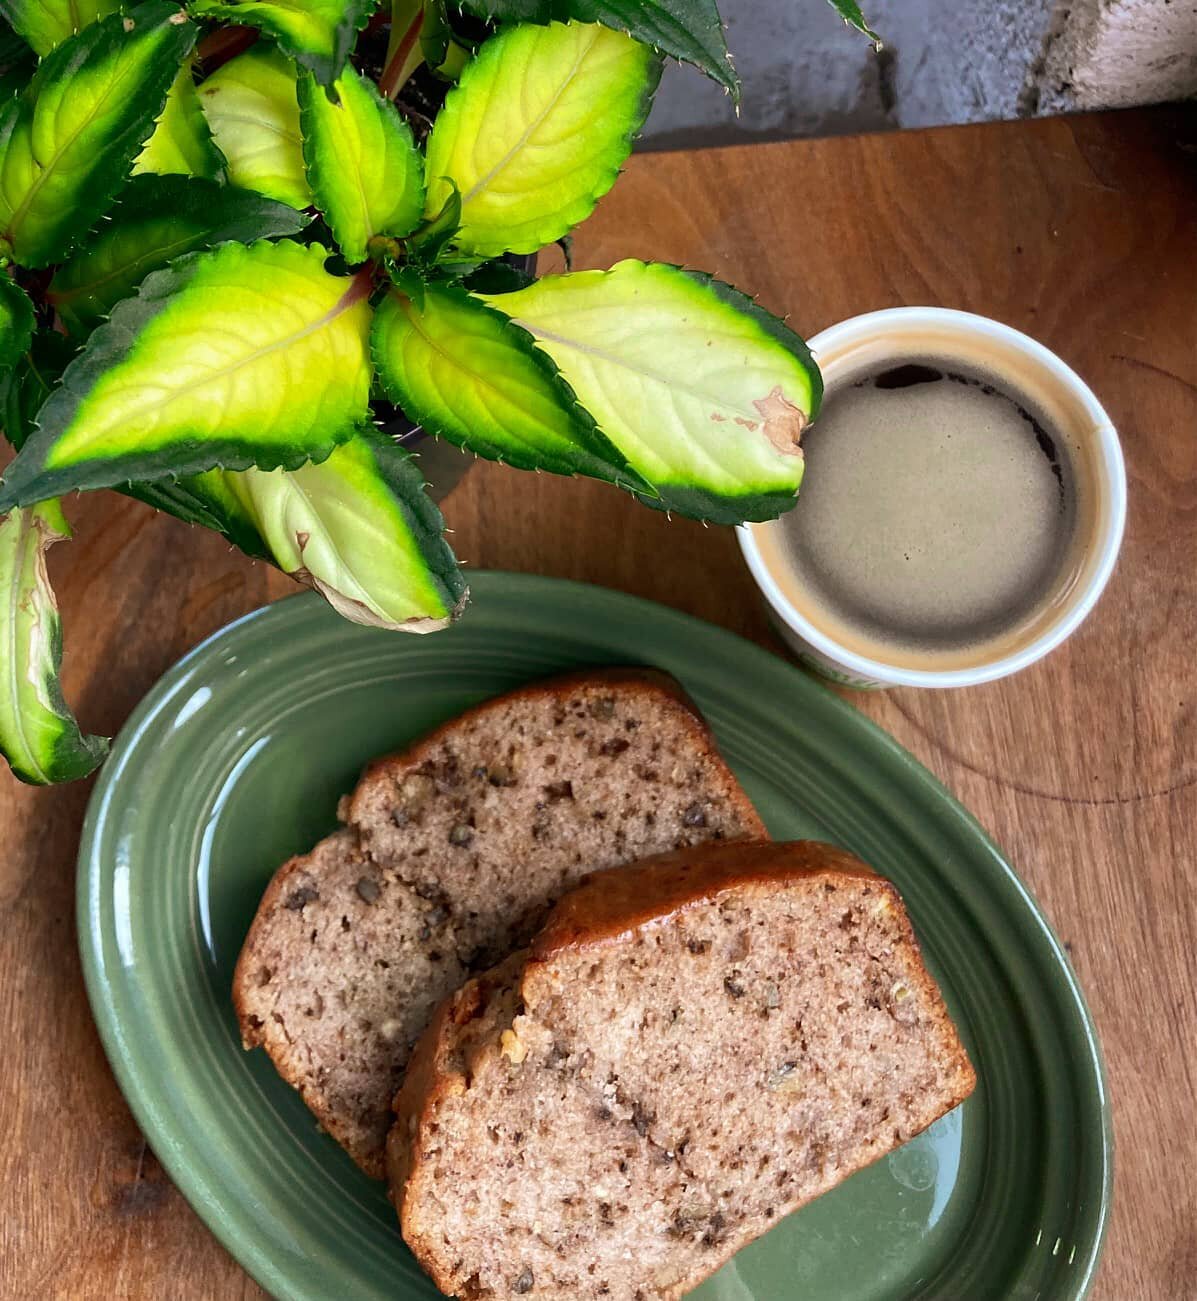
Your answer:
(234, 670), (765, 1177)
(390, 840), (975, 1300)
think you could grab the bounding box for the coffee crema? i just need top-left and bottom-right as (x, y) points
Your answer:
(761, 359), (1079, 669)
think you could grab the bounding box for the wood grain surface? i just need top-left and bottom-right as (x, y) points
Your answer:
(2, 106), (1193, 1299)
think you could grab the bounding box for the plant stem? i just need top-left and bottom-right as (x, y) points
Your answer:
(198, 25), (259, 74)
(346, 263), (378, 306)
(379, 0), (425, 100)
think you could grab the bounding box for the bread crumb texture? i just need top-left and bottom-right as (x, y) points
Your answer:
(393, 841), (976, 1300)
(233, 672), (766, 1176)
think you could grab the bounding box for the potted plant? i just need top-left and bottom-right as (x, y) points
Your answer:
(0, 0), (875, 784)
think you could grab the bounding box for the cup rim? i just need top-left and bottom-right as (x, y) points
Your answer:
(737, 307), (1128, 689)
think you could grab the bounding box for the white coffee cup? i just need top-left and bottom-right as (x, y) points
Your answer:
(737, 307), (1127, 689)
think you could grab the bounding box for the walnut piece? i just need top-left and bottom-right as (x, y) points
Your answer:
(500, 1030), (527, 1065)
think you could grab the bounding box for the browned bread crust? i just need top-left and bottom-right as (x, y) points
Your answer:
(391, 840), (976, 1300)
(350, 666), (728, 799)
(528, 839), (880, 956)
(234, 669), (766, 1177)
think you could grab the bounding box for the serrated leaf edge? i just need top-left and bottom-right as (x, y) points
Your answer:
(47, 174), (311, 333)
(349, 427), (468, 623)
(1, 3), (199, 269)
(484, 258), (820, 523)
(0, 274), (34, 370)
(297, 67), (425, 265)
(0, 240), (371, 510)
(433, 22), (663, 259)
(135, 60), (228, 181)
(372, 281), (652, 493)
(188, 0), (378, 85)
(455, 0), (739, 98)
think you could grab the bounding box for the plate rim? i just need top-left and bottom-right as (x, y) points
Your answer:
(76, 576), (1114, 1300)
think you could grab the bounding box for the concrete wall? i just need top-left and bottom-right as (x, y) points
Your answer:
(1036, 0), (1197, 112)
(641, 0), (1197, 148)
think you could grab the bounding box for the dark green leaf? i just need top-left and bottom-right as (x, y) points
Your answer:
(0, 499), (108, 784)
(187, 0), (377, 85)
(461, 259), (536, 295)
(454, 0), (736, 97)
(0, 272), (32, 369)
(823, 0), (880, 45)
(124, 472), (269, 548)
(430, 254), (489, 282)
(385, 262), (427, 310)
(0, 27), (35, 100)
(48, 174), (310, 334)
(419, 0), (451, 69)
(0, 240), (375, 509)
(405, 180), (461, 264)
(0, 0), (119, 55)
(0, 3), (197, 269)
(0, 330), (75, 451)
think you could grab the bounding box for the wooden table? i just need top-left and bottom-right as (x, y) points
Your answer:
(2, 105), (1193, 1299)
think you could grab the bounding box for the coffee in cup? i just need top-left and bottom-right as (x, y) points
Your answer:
(739, 309), (1126, 689)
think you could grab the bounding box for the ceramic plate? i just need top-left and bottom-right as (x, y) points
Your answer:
(78, 576), (1112, 1300)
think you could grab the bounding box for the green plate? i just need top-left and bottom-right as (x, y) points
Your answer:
(78, 575), (1112, 1301)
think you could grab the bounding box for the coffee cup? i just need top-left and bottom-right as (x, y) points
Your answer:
(737, 307), (1127, 689)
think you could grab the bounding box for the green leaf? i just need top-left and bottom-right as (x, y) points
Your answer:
(454, 0), (734, 97)
(433, 38), (468, 80)
(0, 2), (197, 269)
(372, 281), (636, 483)
(0, 330), (75, 450)
(383, 261), (426, 309)
(418, 0), (451, 71)
(824, 0), (880, 45)
(0, 22), (31, 62)
(0, 239), (375, 509)
(198, 44), (312, 210)
(461, 258), (536, 295)
(0, 0), (119, 55)
(0, 27), (36, 100)
(404, 179), (460, 265)
(188, 0), (377, 84)
(169, 431), (466, 629)
(134, 62), (225, 180)
(298, 66), (424, 265)
(479, 259), (822, 524)
(124, 463), (273, 550)
(0, 328), (233, 533)
(0, 499), (107, 783)
(423, 21), (660, 257)
(0, 273), (33, 369)
(48, 173), (310, 335)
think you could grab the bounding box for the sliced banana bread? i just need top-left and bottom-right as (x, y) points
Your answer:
(234, 670), (765, 1177)
(390, 840), (976, 1300)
